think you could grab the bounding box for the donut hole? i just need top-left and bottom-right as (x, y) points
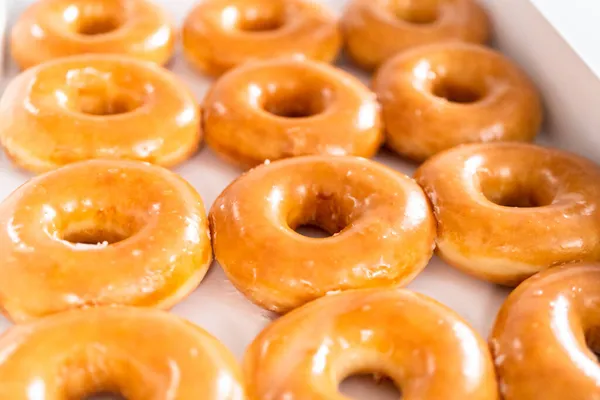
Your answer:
(77, 14), (123, 35)
(286, 189), (361, 238)
(431, 80), (483, 104)
(84, 393), (127, 400)
(63, 67), (147, 116)
(63, 227), (130, 245)
(294, 224), (333, 238)
(585, 327), (600, 361)
(63, 3), (125, 36)
(482, 186), (549, 208)
(236, 14), (284, 32)
(76, 91), (144, 116)
(479, 172), (556, 208)
(339, 374), (402, 399)
(263, 88), (330, 119)
(395, 5), (438, 24)
(64, 374), (130, 399)
(488, 192), (542, 208)
(60, 344), (159, 399)
(60, 216), (142, 246)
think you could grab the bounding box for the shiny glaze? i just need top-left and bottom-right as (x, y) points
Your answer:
(0, 160), (212, 322)
(11, 0), (175, 69)
(182, 0), (341, 76)
(414, 143), (600, 285)
(373, 43), (542, 161)
(342, 0), (489, 70)
(490, 263), (600, 400)
(210, 156), (436, 313)
(0, 55), (200, 173)
(244, 288), (498, 400)
(203, 58), (383, 168)
(0, 307), (244, 399)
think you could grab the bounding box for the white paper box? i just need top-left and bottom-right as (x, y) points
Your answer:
(486, 0), (600, 162)
(0, 1), (598, 398)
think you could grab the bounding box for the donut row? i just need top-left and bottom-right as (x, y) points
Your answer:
(0, 48), (542, 172)
(12, 0), (488, 74)
(4, 143), (600, 317)
(0, 260), (598, 399)
(2, 0), (543, 173)
(1, 147), (600, 398)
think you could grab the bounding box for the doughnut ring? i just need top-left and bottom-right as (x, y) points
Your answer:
(11, 0), (175, 69)
(210, 156), (435, 313)
(244, 288), (498, 400)
(0, 55), (200, 173)
(203, 58), (382, 168)
(0, 160), (212, 322)
(490, 263), (600, 400)
(183, 0), (341, 76)
(0, 307), (244, 399)
(415, 142), (600, 285)
(373, 43), (542, 161)
(342, 0), (489, 70)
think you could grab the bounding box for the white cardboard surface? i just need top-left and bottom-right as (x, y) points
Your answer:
(529, 0), (600, 78)
(486, 0), (600, 163)
(0, 0), (580, 397)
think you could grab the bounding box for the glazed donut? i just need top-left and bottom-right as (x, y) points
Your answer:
(182, 0), (341, 76)
(244, 288), (498, 400)
(342, 0), (489, 70)
(0, 160), (212, 322)
(11, 0), (175, 69)
(373, 43), (542, 161)
(0, 55), (200, 173)
(0, 307), (244, 399)
(203, 58), (383, 168)
(414, 143), (600, 286)
(210, 156), (435, 313)
(490, 263), (600, 400)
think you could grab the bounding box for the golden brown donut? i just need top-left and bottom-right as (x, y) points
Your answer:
(210, 156), (436, 313)
(0, 307), (244, 399)
(244, 288), (498, 400)
(203, 58), (383, 168)
(490, 263), (600, 400)
(11, 0), (175, 69)
(414, 143), (600, 286)
(0, 55), (200, 173)
(0, 160), (212, 323)
(342, 0), (489, 70)
(373, 43), (542, 161)
(182, 0), (341, 76)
